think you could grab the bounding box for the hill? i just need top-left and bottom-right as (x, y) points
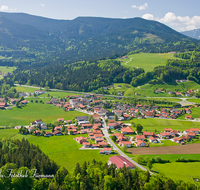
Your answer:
(182, 28), (200, 40)
(0, 12), (198, 67)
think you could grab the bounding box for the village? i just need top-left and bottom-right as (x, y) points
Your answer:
(3, 89), (198, 158)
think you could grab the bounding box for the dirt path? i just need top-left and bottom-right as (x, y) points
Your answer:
(128, 143), (200, 155)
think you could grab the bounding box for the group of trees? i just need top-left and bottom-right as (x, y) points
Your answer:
(0, 137), (199, 189)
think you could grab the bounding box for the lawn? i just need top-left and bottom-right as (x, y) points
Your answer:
(0, 101), (88, 126)
(12, 134), (113, 173)
(188, 99), (200, 103)
(151, 162), (200, 183)
(0, 129), (19, 139)
(119, 53), (182, 72)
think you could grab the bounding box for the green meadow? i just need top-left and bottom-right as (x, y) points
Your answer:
(178, 107), (200, 120)
(12, 134), (113, 173)
(119, 53), (182, 72)
(151, 162), (200, 183)
(0, 129), (18, 139)
(123, 118), (200, 132)
(0, 101), (88, 126)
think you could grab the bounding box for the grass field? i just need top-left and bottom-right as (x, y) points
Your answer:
(149, 140), (178, 147)
(0, 101), (88, 126)
(119, 53), (182, 72)
(123, 118), (200, 132)
(12, 134), (113, 173)
(151, 162), (200, 183)
(178, 107), (200, 120)
(187, 99), (200, 103)
(0, 129), (18, 139)
(140, 154), (200, 162)
(0, 66), (16, 79)
(14, 86), (81, 98)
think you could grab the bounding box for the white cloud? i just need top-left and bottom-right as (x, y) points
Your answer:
(142, 14), (154, 20)
(0, 5), (9, 11)
(40, 3), (45, 7)
(142, 12), (200, 32)
(132, 3), (148, 11)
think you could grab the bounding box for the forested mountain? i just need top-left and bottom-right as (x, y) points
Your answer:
(0, 12), (199, 67)
(182, 28), (200, 40)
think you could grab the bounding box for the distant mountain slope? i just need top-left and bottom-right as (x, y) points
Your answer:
(181, 28), (200, 40)
(0, 12), (198, 66)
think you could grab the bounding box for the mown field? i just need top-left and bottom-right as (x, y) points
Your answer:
(123, 118), (200, 132)
(0, 100), (88, 126)
(152, 162), (200, 183)
(12, 133), (113, 173)
(119, 53), (182, 72)
(0, 129), (18, 138)
(178, 107), (200, 120)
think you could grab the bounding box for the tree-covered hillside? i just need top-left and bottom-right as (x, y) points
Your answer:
(0, 12), (199, 68)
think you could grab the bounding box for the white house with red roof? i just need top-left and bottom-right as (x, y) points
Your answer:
(136, 140), (147, 147)
(118, 141), (132, 148)
(143, 131), (153, 138)
(100, 148), (112, 154)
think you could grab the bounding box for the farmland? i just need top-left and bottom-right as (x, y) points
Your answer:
(119, 53), (182, 72)
(0, 100), (88, 126)
(12, 133), (113, 173)
(123, 118), (200, 132)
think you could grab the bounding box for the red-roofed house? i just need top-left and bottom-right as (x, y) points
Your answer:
(135, 135), (145, 141)
(76, 136), (87, 144)
(185, 115), (193, 120)
(190, 128), (199, 134)
(100, 148), (112, 154)
(118, 141), (132, 148)
(21, 100), (28, 105)
(136, 140), (147, 147)
(82, 142), (91, 148)
(159, 132), (171, 139)
(121, 127), (134, 134)
(143, 131), (153, 138)
(109, 156), (136, 169)
(98, 141), (107, 147)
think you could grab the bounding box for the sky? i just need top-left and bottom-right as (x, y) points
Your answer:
(0, 0), (200, 32)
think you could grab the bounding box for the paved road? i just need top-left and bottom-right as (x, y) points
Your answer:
(101, 118), (150, 172)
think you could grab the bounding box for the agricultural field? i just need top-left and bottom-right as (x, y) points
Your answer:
(128, 143), (200, 155)
(0, 129), (18, 139)
(123, 118), (200, 132)
(119, 53), (182, 72)
(187, 99), (200, 103)
(151, 162), (200, 183)
(12, 133), (113, 173)
(0, 100), (88, 126)
(0, 66), (16, 79)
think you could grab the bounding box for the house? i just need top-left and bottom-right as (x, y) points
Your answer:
(168, 91), (173, 95)
(109, 156), (136, 169)
(119, 141), (132, 148)
(123, 114), (130, 120)
(52, 130), (63, 136)
(145, 112), (155, 118)
(143, 131), (153, 138)
(82, 142), (91, 148)
(34, 130), (41, 135)
(107, 122), (121, 129)
(173, 137), (183, 144)
(149, 136), (158, 143)
(136, 140), (147, 147)
(185, 115), (193, 120)
(76, 116), (89, 125)
(190, 128), (199, 134)
(164, 128), (173, 132)
(35, 119), (43, 124)
(0, 102), (6, 109)
(21, 100), (28, 105)
(100, 148), (112, 154)
(159, 132), (171, 139)
(105, 112), (115, 120)
(35, 90), (44, 95)
(45, 131), (53, 137)
(121, 127), (134, 134)
(41, 123), (47, 130)
(98, 141), (107, 147)
(93, 130), (102, 134)
(54, 126), (62, 131)
(135, 135), (145, 141)
(81, 123), (93, 129)
(187, 132), (196, 138)
(156, 89), (162, 93)
(95, 137), (104, 143)
(57, 118), (64, 122)
(76, 136), (87, 144)
(80, 129), (91, 134)
(14, 126), (22, 129)
(10, 99), (20, 105)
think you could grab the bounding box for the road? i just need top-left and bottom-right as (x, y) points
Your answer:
(101, 118), (150, 172)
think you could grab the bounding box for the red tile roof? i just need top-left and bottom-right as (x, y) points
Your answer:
(109, 156), (136, 169)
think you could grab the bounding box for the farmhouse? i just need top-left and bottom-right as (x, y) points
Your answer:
(143, 131), (153, 138)
(118, 141), (132, 148)
(136, 140), (147, 147)
(76, 136), (87, 144)
(109, 156), (136, 169)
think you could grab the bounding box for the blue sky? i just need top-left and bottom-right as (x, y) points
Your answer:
(1, 0), (200, 32)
